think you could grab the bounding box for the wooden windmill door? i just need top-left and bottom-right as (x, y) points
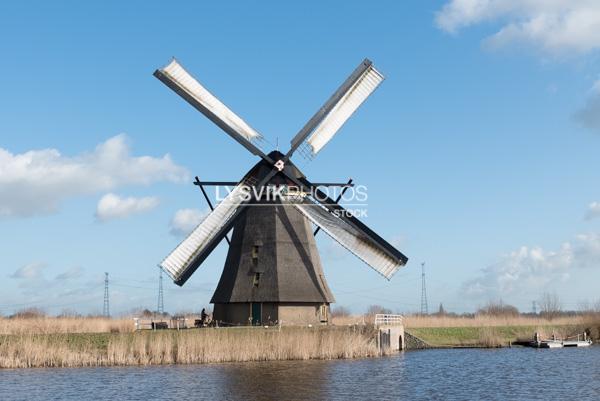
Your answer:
(251, 303), (261, 325)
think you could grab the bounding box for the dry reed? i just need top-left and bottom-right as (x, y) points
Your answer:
(0, 317), (133, 335)
(477, 327), (504, 347)
(331, 314), (595, 328)
(402, 314), (599, 328)
(0, 327), (379, 369)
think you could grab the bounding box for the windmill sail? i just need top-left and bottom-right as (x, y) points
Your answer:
(154, 59), (267, 157)
(155, 57), (409, 293)
(290, 60), (384, 160)
(160, 181), (250, 285)
(288, 195), (406, 279)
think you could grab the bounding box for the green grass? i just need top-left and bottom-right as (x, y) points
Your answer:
(407, 325), (582, 347)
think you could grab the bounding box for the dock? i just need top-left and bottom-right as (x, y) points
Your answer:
(531, 332), (593, 348)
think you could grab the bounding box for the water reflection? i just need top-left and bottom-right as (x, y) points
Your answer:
(1, 348), (599, 401)
(215, 360), (331, 400)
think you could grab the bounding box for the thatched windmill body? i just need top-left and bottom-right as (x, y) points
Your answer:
(154, 59), (408, 325)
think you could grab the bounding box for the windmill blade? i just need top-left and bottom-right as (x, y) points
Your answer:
(159, 180), (251, 286)
(288, 195), (406, 279)
(154, 59), (270, 159)
(275, 164), (407, 278)
(288, 59), (384, 160)
(314, 178), (353, 236)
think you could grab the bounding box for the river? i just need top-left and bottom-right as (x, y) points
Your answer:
(1, 347), (598, 400)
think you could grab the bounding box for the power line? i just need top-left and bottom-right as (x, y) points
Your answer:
(420, 262), (428, 315)
(157, 269), (164, 314)
(103, 272), (110, 317)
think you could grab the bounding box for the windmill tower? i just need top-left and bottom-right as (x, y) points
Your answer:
(154, 59), (408, 325)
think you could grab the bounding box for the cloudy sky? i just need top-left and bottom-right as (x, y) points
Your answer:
(1, 0), (600, 315)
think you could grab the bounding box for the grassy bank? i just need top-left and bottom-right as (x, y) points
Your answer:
(403, 315), (600, 347)
(332, 314), (600, 348)
(407, 325), (576, 347)
(2, 315), (598, 367)
(0, 326), (379, 368)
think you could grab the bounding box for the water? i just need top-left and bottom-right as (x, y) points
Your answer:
(1, 347), (599, 400)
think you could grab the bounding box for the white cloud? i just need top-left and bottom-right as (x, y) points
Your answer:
(585, 202), (600, 220)
(169, 208), (207, 236)
(463, 232), (600, 298)
(0, 134), (188, 218)
(55, 266), (84, 281)
(574, 81), (600, 131)
(10, 262), (46, 280)
(574, 233), (600, 267)
(436, 0), (600, 55)
(592, 78), (600, 94)
(95, 193), (159, 221)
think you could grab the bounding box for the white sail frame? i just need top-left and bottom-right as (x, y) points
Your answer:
(305, 65), (384, 156)
(159, 59), (264, 144)
(159, 182), (250, 282)
(288, 195), (404, 279)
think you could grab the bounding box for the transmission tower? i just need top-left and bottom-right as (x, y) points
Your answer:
(157, 269), (164, 314)
(532, 300), (537, 315)
(103, 272), (110, 317)
(420, 262), (428, 315)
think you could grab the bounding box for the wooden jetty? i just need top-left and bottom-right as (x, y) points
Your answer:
(531, 332), (593, 348)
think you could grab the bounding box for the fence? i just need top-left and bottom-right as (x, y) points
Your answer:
(374, 314), (403, 326)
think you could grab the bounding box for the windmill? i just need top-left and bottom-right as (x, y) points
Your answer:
(154, 58), (408, 325)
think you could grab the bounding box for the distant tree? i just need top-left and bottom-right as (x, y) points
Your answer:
(141, 309), (154, 317)
(539, 292), (562, 319)
(57, 308), (81, 318)
(437, 303), (446, 316)
(578, 300), (592, 313)
(366, 305), (393, 315)
(579, 299), (600, 314)
(331, 306), (351, 317)
(477, 300), (519, 316)
(10, 307), (46, 319)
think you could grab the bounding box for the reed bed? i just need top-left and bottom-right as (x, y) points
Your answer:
(333, 313), (600, 328)
(0, 317), (133, 335)
(333, 313), (600, 347)
(0, 327), (379, 369)
(402, 314), (599, 328)
(331, 315), (371, 326)
(331, 314), (590, 327)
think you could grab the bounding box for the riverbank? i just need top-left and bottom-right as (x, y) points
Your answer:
(406, 325), (577, 348)
(404, 317), (600, 348)
(0, 326), (380, 368)
(2, 314), (599, 368)
(331, 313), (600, 348)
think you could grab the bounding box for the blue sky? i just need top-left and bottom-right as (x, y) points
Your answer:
(2, 0), (600, 315)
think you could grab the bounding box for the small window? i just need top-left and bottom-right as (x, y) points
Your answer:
(251, 245), (260, 260)
(253, 272), (261, 287)
(319, 304), (328, 322)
